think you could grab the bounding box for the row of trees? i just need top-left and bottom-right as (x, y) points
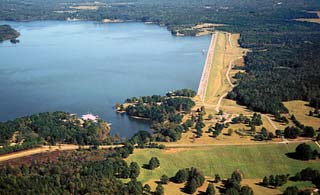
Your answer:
(262, 174), (289, 188)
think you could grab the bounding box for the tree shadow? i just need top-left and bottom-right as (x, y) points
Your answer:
(142, 164), (150, 170)
(285, 152), (300, 160)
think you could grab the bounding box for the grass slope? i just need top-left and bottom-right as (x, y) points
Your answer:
(127, 143), (320, 183)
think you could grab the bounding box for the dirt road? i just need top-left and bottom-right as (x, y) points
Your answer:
(0, 144), (122, 162)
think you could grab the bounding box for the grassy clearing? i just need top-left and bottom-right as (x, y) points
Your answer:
(284, 100), (320, 130)
(205, 32), (227, 104)
(127, 143), (320, 183)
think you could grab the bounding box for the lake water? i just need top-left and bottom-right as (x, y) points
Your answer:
(0, 21), (210, 137)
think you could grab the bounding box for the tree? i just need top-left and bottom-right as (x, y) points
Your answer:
(129, 162), (140, 179)
(206, 183), (215, 195)
(174, 169), (189, 183)
(275, 130), (282, 137)
(226, 187), (239, 195)
(185, 178), (197, 194)
(143, 184), (151, 194)
(127, 179), (143, 195)
(148, 157), (160, 169)
(303, 126), (315, 137)
(262, 176), (269, 186)
(231, 170), (242, 184)
(160, 174), (169, 184)
(295, 143), (313, 160)
(214, 174), (221, 183)
(196, 126), (203, 137)
(284, 127), (301, 138)
(154, 183), (164, 195)
(208, 114), (213, 120)
(240, 186), (253, 195)
(283, 186), (298, 195)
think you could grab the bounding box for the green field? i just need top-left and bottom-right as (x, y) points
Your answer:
(127, 143), (320, 183)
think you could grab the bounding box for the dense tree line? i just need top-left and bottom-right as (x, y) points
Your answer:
(0, 112), (112, 154)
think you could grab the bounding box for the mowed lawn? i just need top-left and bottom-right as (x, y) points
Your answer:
(126, 143), (320, 183)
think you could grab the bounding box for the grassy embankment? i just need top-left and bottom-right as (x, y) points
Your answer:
(127, 143), (320, 195)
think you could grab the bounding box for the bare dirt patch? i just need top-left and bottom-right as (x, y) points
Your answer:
(295, 18), (320, 24)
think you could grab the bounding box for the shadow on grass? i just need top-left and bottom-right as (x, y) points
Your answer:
(285, 152), (301, 160)
(142, 164), (151, 170)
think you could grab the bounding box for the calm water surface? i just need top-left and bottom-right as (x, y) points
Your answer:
(0, 21), (210, 137)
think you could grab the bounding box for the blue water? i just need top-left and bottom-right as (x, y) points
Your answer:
(0, 21), (210, 137)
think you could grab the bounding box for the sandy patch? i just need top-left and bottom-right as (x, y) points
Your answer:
(295, 18), (320, 24)
(70, 5), (99, 10)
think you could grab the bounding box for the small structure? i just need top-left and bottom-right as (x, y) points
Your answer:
(81, 114), (98, 123)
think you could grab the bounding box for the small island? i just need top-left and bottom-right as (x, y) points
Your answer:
(0, 25), (20, 43)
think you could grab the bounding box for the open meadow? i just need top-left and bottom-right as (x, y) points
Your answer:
(127, 142), (320, 183)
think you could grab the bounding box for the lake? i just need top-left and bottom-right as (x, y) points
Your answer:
(0, 21), (210, 137)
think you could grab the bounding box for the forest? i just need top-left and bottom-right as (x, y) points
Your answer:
(0, 25), (19, 42)
(0, 112), (112, 154)
(0, 0), (319, 114)
(0, 143), (150, 195)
